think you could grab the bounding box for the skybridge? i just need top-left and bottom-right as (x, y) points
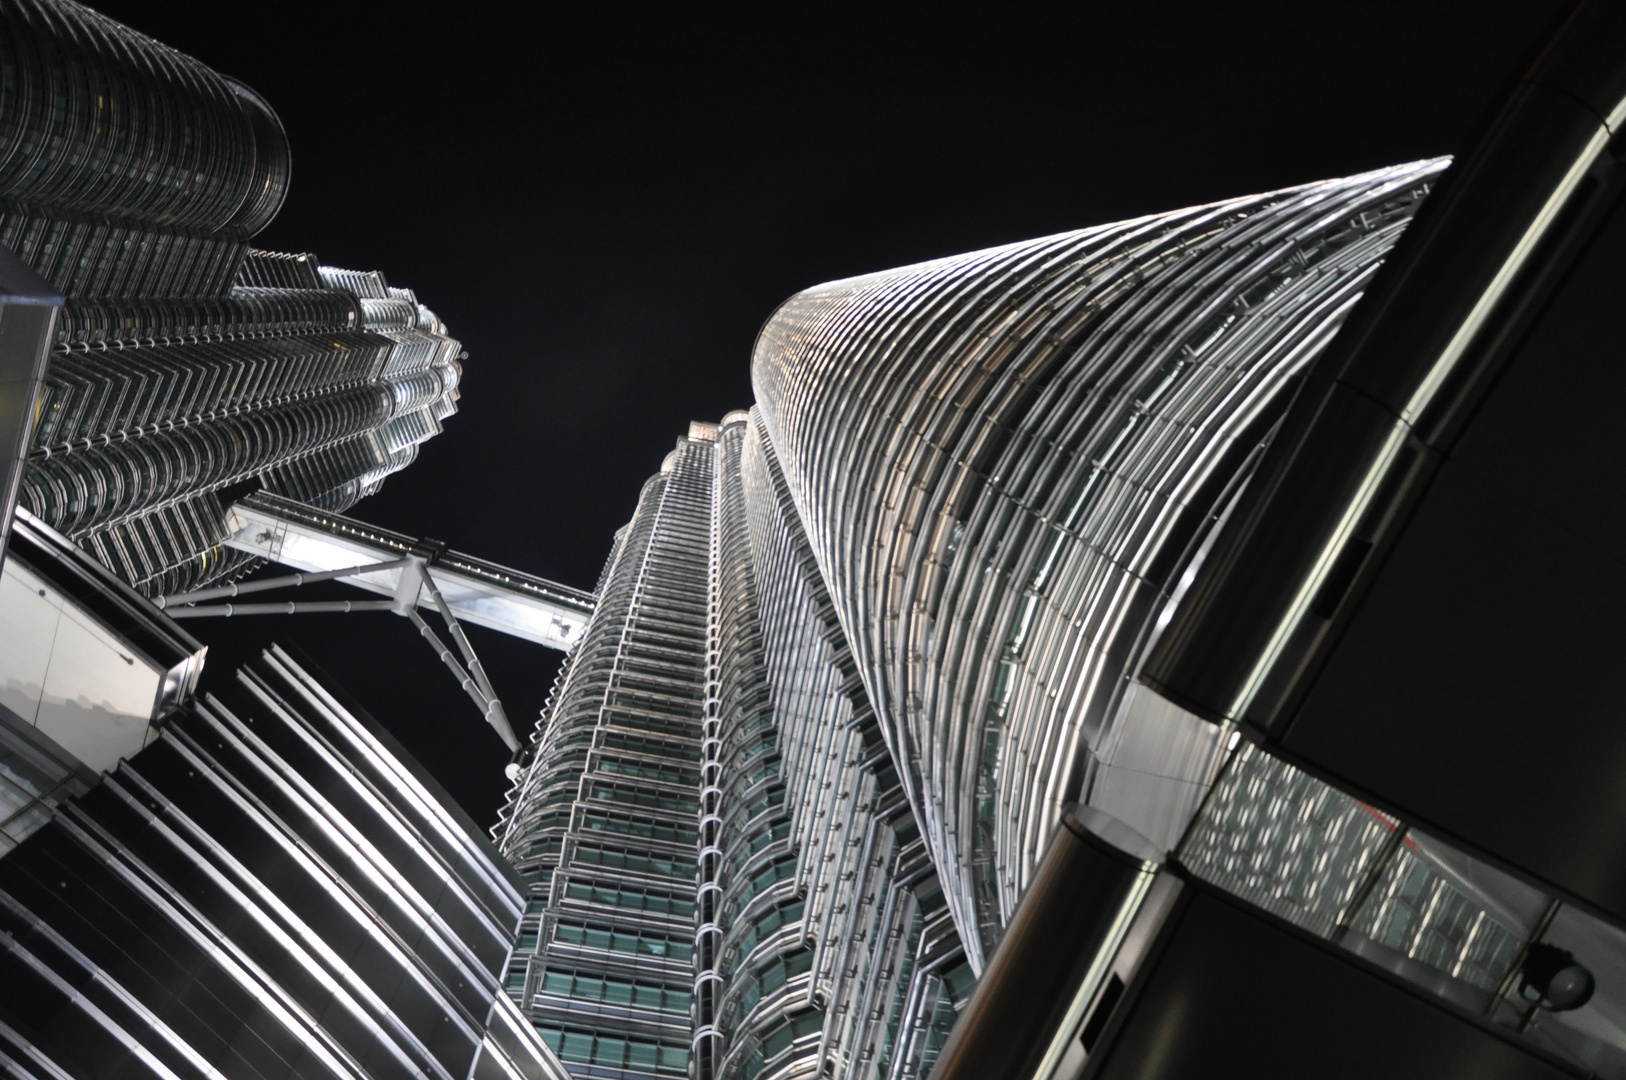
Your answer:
(151, 491), (595, 752)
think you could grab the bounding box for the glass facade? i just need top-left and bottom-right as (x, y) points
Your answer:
(1176, 738), (1626, 1077)
(3, 0), (1614, 1074)
(499, 436), (712, 1079)
(491, 158), (1626, 1080)
(728, 414), (970, 1080)
(502, 143), (1626, 1076)
(719, 36), (1626, 1073)
(498, 420), (973, 1080)
(21, 253), (465, 596)
(0, 0), (287, 298)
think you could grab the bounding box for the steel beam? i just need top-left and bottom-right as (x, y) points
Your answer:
(220, 492), (593, 651)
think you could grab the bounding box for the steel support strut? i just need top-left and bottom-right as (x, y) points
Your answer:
(168, 600), (398, 617)
(406, 608), (520, 751)
(152, 558), (412, 608)
(416, 564), (513, 734)
(157, 553), (521, 751)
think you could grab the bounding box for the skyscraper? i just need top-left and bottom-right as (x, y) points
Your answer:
(0, 9), (574, 1073)
(6, 1), (1623, 1079)
(495, 159), (1477, 1079)
(0, 0), (461, 595)
(498, 432), (710, 1079)
(750, 160), (1448, 970)
(498, 4), (1626, 1076)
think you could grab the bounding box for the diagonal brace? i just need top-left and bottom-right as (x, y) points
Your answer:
(406, 607), (520, 751)
(151, 550), (521, 753)
(417, 564), (501, 706)
(154, 557), (412, 609)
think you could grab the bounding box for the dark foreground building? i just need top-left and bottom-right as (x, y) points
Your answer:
(498, 3), (1626, 1080)
(0, 0), (462, 596)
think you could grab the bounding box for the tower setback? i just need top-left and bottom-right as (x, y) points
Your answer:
(0, 0), (461, 596)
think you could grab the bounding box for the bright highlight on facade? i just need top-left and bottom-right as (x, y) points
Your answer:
(0, 3), (561, 1077)
(751, 161), (1446, 967)
(496, 155), (1626, 1080)
(498, 5), (1626, 1070)
(4, 1), (1626, 1080)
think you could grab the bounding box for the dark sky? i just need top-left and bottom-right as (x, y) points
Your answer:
(94, 0), (1571, 824)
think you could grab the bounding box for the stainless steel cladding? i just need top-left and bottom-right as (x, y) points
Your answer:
(497, 161), (1472, 1080)
(0, 1), (461, 596)
(750, 160), (1449, 968)
(724, 412), (972, 1080)
(0, 0), (291, 297)
(0, 644), (567, 1080)
(21, 257), (464, 595)
(496, 420), (975, 1080)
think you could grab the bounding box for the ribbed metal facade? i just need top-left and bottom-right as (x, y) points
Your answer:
(22, 251), (463, 595)
(721, 412), (972, 1080)
(0, 643), (565, 1080)
(498, 438), (712, 1079)
(500, 420), (973, 1080)
(0, 0), (460, 596)
(0, 0), (287, 298)
(496, 162), (1481, 1080)
(749, 160), (1449, 969)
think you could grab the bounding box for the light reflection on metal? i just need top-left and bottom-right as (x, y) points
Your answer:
(497, 436), (712, 1079)
(222, 491), (593, 650)
(152, 556), (413, 607)
(406, 604), (520, 751)
(490, 160), (1476, 1080)
(0, 242), (63, 581)
(0, 0), (467, 599)
(168, 598), (399, 617)
(751, 160), (1451, 968)
(1171, 737), (1626, 1075)
(0, 640), (572, 1080)
(152, 513), (575, 751)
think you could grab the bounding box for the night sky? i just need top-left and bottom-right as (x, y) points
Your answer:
(92, 0), (1571, 824)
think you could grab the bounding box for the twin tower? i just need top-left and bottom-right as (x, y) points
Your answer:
(497, 0), (1626, 1059)
(2, 2), (1625, 1080)
(498, 3), (1626, 1074)
(0, 0), (462, 598)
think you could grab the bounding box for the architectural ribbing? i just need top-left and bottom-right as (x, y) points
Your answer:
(749, 160), (1449, 968)
(495, 161), (1478, 1080)
(0, 643), (563, 1080)
(0, 0), (461, 596)
(498, 438), (713, 1079)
